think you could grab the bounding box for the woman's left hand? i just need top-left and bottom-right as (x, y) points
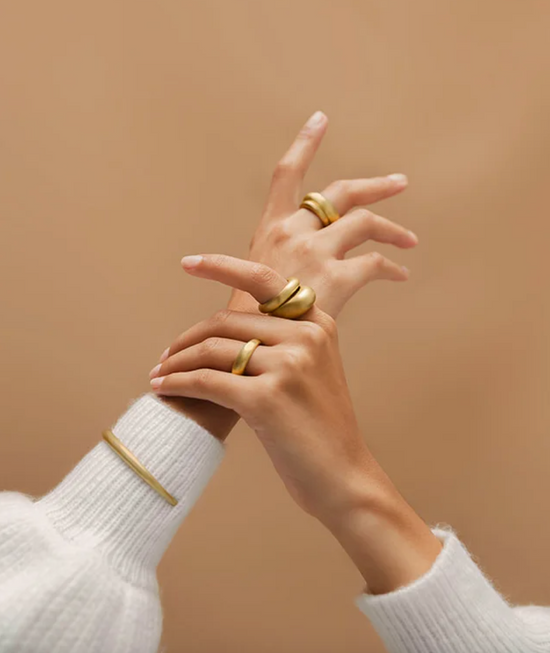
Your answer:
(150, 253), (442, 594)
(151, 253), (383, 522)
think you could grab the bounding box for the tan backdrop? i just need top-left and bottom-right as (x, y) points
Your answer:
(2, 1), (550, 651)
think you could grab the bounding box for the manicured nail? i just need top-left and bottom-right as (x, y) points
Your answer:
(150, 377), (165, 391)
(181, 255), (203, 269)
(306, 110), (326, 127)
(408, 230), (419, 244)
(388, 173), (408, 184)
(149, 364), (162, 379)
(159, 347), (170, 362)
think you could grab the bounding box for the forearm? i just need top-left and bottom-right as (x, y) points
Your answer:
(0, 394), (225, 653)
(320, 455), (442, 595)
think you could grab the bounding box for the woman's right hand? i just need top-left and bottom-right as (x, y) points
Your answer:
(151, 255), (442, 594)
(227, 110), (417, 318)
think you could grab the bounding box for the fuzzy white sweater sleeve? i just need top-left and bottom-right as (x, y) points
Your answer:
(1, 394), (550, 653)
(0, 393), (225, 653)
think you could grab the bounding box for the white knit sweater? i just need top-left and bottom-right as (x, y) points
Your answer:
(1, 394), (549, 653)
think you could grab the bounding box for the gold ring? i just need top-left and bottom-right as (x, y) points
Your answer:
(102, 429), (178, 506)
(300, 198), (330, 227)
(300, 192), (340, 227)
(231, 338), (262, 375)
(270, 285), (316, 319)
(259, 278), (300, 314)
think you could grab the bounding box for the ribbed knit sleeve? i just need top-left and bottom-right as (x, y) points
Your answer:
(356, 526), (550, 653)
(0, 393), (225, 653)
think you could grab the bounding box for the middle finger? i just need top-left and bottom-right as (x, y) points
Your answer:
(293, 174), (409, 232)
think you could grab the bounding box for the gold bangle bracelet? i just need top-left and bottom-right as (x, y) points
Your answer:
(102, 429), (178, 507)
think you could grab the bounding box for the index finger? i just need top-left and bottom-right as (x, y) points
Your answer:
(181, 254), (287, 304)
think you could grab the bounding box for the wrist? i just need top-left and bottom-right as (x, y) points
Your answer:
(319, 465), (442, 595)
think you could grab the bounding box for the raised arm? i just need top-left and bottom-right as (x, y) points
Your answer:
(153, 254), (550, 653)
(0, 112), (417, 653)
(160, 109), (414, 438)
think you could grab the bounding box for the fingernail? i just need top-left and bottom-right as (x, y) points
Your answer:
(159, 347), (170, 362)
(150, 377), (165, 390)
(181, 255), (203, 269)
(306, 110), (326, 127)
(388, 173), (408, 184)
(408, 230), (418, 244)
(402, 266), (410, 275)
(149, 364), (162, 379)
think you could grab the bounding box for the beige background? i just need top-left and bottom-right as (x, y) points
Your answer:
(1, 1), (550, 651)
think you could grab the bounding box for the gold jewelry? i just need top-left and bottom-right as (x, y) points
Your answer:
(270, 285), (316, 319)
(258, 277), (300, 313)
(300, 197), (330, 227)
(102, 429), (178, 506)
(300, 192), (340, 227)
(231, 338), (262, 375)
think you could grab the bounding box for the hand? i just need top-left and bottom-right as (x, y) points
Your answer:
(227, 110), (417, 317)
(158, 111), (417, 439)
(150, 254), (442, 593)
(153, 254), (368, 519)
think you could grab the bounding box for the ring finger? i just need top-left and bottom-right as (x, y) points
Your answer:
(151, 337), (274, 379)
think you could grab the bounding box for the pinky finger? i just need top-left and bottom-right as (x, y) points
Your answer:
(342, 251), (409, 293)
(150, 369), (251, 413)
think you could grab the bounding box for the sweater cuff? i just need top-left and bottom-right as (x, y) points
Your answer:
(355, 526), (519, 653)
(36, 394), (225, 580)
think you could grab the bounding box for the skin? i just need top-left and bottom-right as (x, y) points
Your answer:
(150, 255), (441, 595)
(159, 109), (418, 439)
(146, 111), (442, 595)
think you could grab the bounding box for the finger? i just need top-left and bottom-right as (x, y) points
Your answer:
(164, 310), (297, 359)
(340, 251), (409, 293)
(151, 369), (252, 413)
(150, 338), (272, 378)
(265, 111), (329, 215)
(181, 254), (287, 304)
(294, 174), (409, 232)
(320, 207), (418, 256)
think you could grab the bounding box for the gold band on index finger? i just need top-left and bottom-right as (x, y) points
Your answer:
(258, 277), (300, 313)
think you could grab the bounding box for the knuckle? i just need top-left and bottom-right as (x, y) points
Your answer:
(249, 262), (277, 288)
(271, 219), (293, 244)
(300, 321), (328, 346)
(369, 251), (385, 268)
(358, 208), (375, 225)
(194, 368), (212, 388)
(328, 178), (351, 198)
(281, 346), (305, 371)
(211, 308), (232, 327)
(272, 159), (296, 180)
(201, 337), (221, 356)
(320, 313), (337, 339)
(296, 236), (315, 257)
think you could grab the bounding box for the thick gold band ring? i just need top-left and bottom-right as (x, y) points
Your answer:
(258, 277), (300, 313)
(270, 285), (316, 319)
(300, 192), (340, 227)
(102, 429), (178, 506)
(231, 338), (262, 375)
(300, 198), (330, 227)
